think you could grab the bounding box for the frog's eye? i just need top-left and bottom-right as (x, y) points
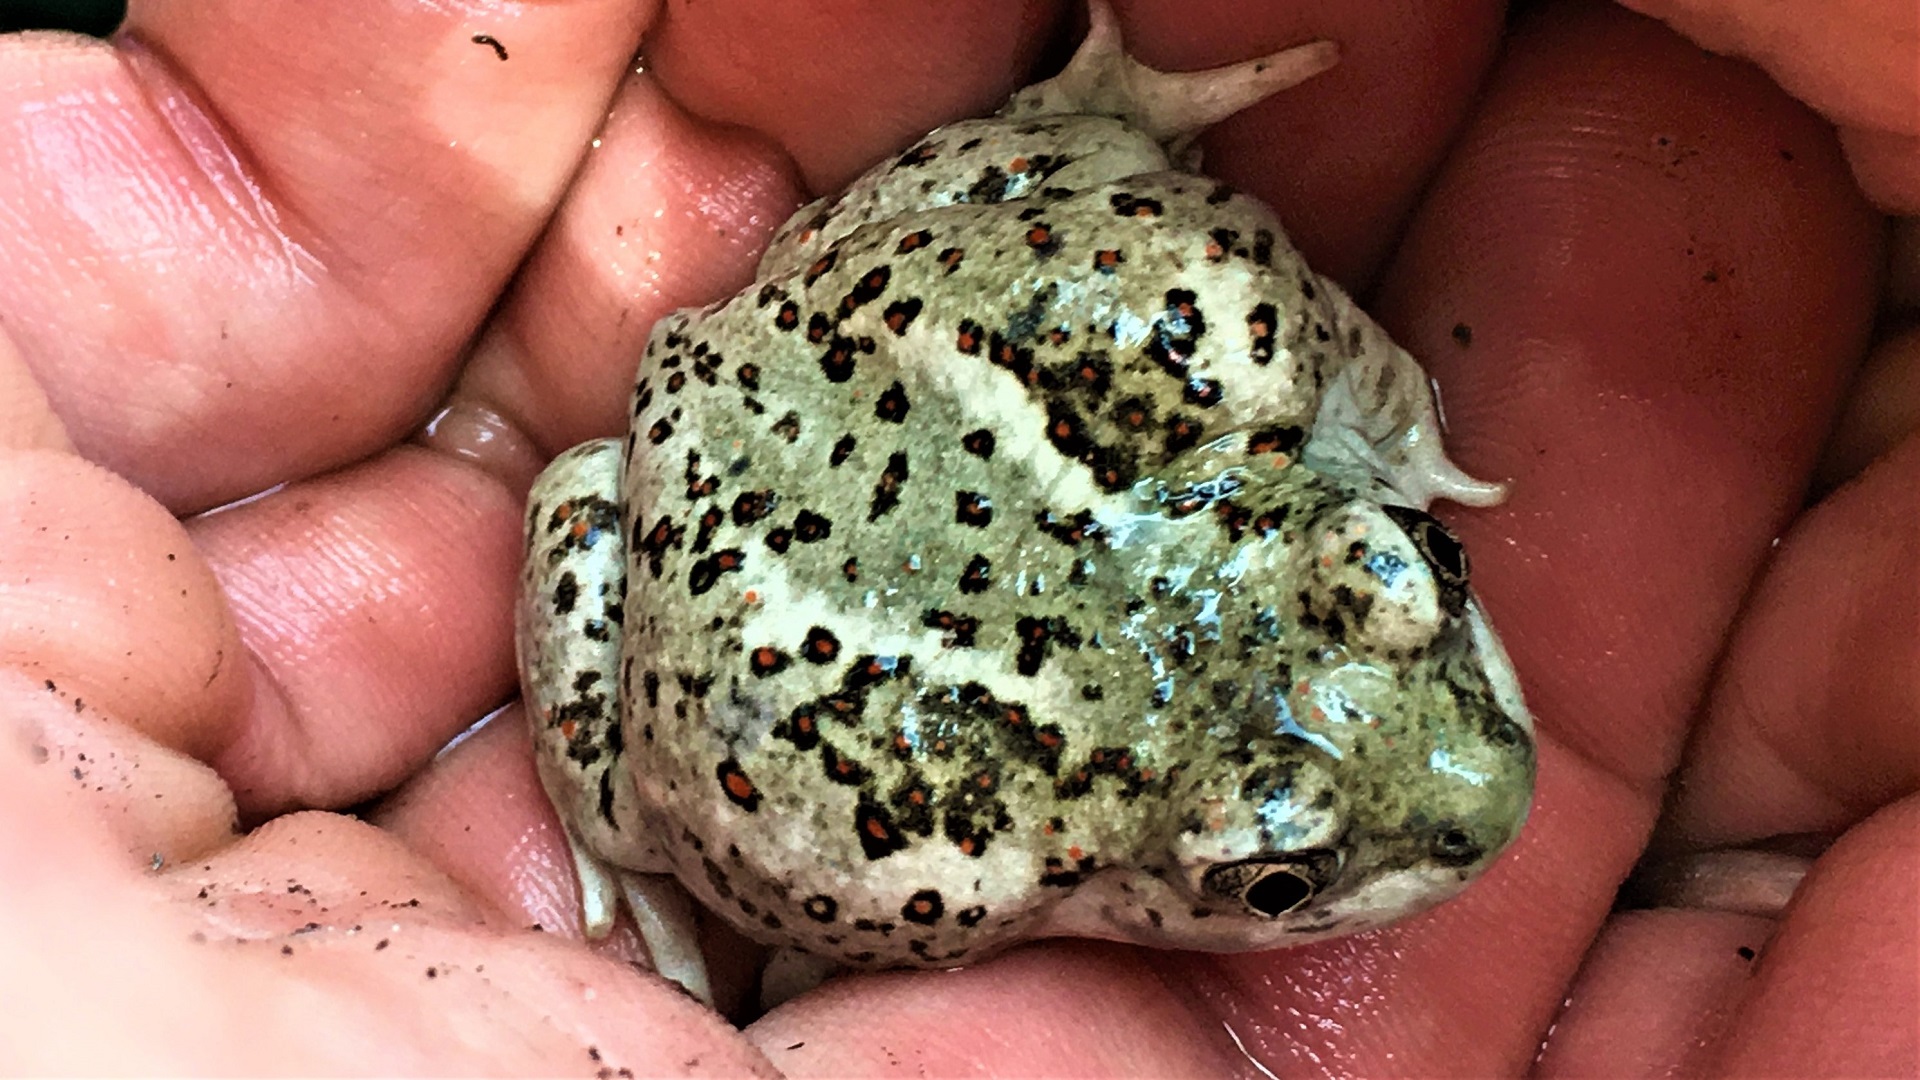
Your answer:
(1382, 505), (1469, 614)
(1200, 851), (1338, 917)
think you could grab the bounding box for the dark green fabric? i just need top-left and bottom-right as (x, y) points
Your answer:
(0, 0), (124, 36)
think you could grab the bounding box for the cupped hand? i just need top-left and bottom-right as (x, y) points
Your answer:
(2, 0), (1912, 1075)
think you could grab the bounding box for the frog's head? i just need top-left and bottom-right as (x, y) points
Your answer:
(1049, 495), (1533, 952)
(1185, 497), (1531, 946)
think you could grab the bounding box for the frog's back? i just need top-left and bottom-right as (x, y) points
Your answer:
(617, 170), (1379, 965)
(570, 3), (1532, 976)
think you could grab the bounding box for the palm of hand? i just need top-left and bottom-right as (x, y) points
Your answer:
(1, 1), (1911, 1076)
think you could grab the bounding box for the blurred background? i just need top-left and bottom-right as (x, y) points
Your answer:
(1, 0), (123, 35)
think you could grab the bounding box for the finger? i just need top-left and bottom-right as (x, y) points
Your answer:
(1814, 324), (1920, 491)
(0, 749), (777, 1076)
(369, 707), (593, 943)
(16, 695), (238, 868)
(1704, 796), (1919, 1075)
(0, 450), (248, 760)
(1657, 432), (1920, 849)
(1532, 908), (1777, 1075)
(187, 448), (521, 817)
(451, 72), (804, 455)
(1178, 1), (1881, 1073)
(1615, 0), (1920, 211)
(1387, 0), (1881, 787)
(1838, 124), (1920, 213)
(1615, 0), (1918, 133)
(645, 0), (1067, 195)
(1123, 0), (1507, 289)
(1542, 798), (1920, 1075)
(0, 0), (654, 511)
(0, 446), (257, 870)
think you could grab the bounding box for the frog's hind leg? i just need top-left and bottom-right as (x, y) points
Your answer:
(518, 439), (713, 1004)
(520, 439), (640, 929)
(1001, 0), (1339, 158)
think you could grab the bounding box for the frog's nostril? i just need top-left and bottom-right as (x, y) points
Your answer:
(1429, 827), (1483, 867)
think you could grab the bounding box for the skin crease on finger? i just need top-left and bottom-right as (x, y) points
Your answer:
(0, 331), (71, 454)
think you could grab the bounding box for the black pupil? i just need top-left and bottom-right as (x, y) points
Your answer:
(1417, 521), (1468, 582)
(1384, 505), (1469, 585)
(1244, 869), (1312, 916)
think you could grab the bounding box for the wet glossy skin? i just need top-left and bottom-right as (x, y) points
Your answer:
(518, 8), (1534, 976)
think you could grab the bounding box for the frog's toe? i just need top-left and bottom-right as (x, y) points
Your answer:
(568, 834), (622, 939)
(618, 872), (713, 1006)
(1001, 0), (1338, 153)
(1386, 427), (1509, 509)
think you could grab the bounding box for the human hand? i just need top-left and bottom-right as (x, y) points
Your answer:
(1, 0), (1911, 1076)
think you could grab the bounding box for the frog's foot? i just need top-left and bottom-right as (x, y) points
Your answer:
(1002, 0), (1338, 156)
(759, 947), (841, 1012)
(520, 442), (634, 871)
(618, 872), (713, 1006)
(1311, 368), (1507, 510)
(561, 816), (712, 1004)
(1388, 396), (1508, 510)
(567, 830), (624, 939)
(1304, 293), (1507, 510)
(519, 440), (714, 1000)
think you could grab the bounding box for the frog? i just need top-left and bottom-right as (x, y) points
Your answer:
(516, 0), (1534, 1007)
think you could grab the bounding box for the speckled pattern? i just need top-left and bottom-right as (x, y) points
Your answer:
(519, 5), (1533, 976)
